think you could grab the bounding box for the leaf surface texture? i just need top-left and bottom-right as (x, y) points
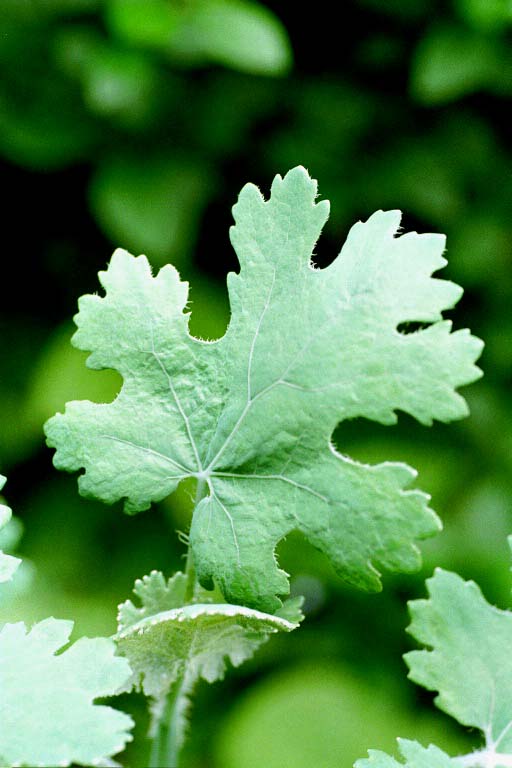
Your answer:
(46, 167), (483, 610)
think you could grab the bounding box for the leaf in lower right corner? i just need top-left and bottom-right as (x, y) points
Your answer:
(356, 739), (456, 767)
(357, 566), (512, 767)
(405, 568), (512, 749)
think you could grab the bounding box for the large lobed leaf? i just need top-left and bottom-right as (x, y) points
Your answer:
(0, 618), (134, 767)
(45, 167), (482, 611)
(356, 564), (512, 768)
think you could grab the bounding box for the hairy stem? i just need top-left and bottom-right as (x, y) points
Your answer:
(183, 478), (206, 603)
(150, 478), (207, 768)
(149, 671), (193, 768)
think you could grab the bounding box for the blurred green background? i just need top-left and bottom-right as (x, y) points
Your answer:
(0, 1), (511, 766)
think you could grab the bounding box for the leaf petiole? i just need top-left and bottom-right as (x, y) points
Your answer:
(150, 477), (206, 767)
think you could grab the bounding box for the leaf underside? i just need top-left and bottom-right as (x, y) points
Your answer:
(45, 167), (482, 611)
(116, 571), (302, 734)
(0, 618), (133, 767)
(356, 565), (512, 768)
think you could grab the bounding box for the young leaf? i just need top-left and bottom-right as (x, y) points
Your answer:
(116, 570), (301, 748)
(45, 167), (483, 611)
(356, 565), (512, 768)
(0, 618), (134, 767)
(0, 475), (20, 583)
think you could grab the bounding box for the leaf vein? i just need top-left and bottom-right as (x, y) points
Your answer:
(101, 435), (189, 475)
(213, 472), (328, 502)
(150, 326), (203, 472)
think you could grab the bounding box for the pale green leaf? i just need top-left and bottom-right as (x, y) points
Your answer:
(45, 167), (482, 611)
(0, 618), (133, 766)
(406, 568), (512, 755)
(356, 739), (456, 767)
(116, 570), (301, 738)
(274, 594), (304, 625)
(357, 567), (512, 768)
(118, 570), (188, 628)
(0, 475), (20, 584)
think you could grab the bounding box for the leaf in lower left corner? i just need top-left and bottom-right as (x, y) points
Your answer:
(0, 618), (133, 767)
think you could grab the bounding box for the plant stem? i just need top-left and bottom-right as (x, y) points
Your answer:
(183, 477), (206, 603)
(150, 477), (207, 767)
(149, 671), (191, 768)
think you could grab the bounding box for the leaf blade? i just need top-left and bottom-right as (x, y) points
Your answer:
(406, 569), (512, 748)
(0, 618), (133, 767)
(45, 167), (482, 609)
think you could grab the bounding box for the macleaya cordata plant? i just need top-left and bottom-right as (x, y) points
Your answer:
(1, 168), (485, 766)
